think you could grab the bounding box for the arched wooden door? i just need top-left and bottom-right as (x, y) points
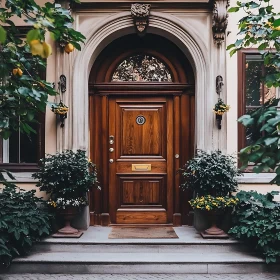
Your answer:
(89, 34), (195, 226)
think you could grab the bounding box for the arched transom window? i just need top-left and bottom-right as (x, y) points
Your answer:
(111, 54), (173, 82)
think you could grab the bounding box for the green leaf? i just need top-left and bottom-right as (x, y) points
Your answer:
(249, 1), (259, 8)
(238, 115), (254, 126)
(264, 137), (279, 146)
(253, 165), (264, 173)
(240, 146), (251, 154)
(235, 39), (243, 47)
(226, 44), (235, 50)
(273, 18), (280, 28)
(27, 111), (35, 121)
(230, 48), (237, 57)
(0, 26), (7, 44)
(18, 87), (31, 96)
(21, 123), (36, 134)
(26, 29), (40, 43)
(270, 30), (280, 39)
(258, 42), (268, 51)
(228, 7), (240, 12)
(2, 130), (11, 140)
(5, 171), (15, 180)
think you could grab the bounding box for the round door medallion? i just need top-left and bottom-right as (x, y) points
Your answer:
(136, 115), (146, 125)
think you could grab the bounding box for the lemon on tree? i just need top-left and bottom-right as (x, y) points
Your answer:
(27, 29), (52, 59)
(29, 40), (44, 56)
(12, 68), (23, 76)
(64, 43), (74, 54)
(42, 42), (52, 58)
(29, 40), (52, 58)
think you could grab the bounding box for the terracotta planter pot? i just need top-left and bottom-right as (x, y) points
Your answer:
(57, 206), (80, 234)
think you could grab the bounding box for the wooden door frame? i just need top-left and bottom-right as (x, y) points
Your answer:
(88, 34), (195, 226)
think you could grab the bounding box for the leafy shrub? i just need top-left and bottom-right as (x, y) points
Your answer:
(0, 183), (52, 268)
(32, 150), (99, 202)
(180, 150), (242, 196)
(229, 190), (280, 263)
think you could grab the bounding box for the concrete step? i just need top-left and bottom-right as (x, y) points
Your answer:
(2, 227), (279, 275)
(2, 252), (279, 274)
(33, 241), (251, 254)
(31, 226), (250, 254)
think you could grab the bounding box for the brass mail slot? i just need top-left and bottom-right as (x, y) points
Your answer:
(132, 164), (151, 171)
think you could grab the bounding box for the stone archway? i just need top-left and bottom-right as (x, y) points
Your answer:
(71, 11), (212, 153)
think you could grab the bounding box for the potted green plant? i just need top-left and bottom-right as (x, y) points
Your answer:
(189, 195), (239, 237)
(32, 150), (99, 236)
(180, 150), (242, 237)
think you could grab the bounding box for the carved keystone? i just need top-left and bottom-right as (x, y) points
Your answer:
(212, 0), (230, 46)
(131, 3), (151, 34)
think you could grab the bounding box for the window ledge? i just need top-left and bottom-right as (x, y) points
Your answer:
(0, 163), (39, 172)
(2, 172), (38, 183)
(238, 173), (275, 184)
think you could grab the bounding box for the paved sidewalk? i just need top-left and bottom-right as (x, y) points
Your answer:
(1, 274), (280, 280)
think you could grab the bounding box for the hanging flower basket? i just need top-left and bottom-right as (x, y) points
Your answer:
(51, 101), (68, 127)
(213, 98), (230, 129)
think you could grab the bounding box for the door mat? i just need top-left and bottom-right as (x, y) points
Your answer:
(108, 226), (178, 239)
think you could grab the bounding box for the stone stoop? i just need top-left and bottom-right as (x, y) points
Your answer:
(1, 226), (279, 275)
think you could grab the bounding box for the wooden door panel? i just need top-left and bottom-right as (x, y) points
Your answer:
(121, 108), (162, 156)
(122, 180), (160, 205)
(116, 100), (167, 159)
(120, 176), (165, 206)
(116, 209), (167, 224)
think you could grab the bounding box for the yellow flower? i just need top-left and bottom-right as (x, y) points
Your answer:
(206, 205), (210, 211)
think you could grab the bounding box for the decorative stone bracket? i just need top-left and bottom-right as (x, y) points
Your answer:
(212, 0), (230, 46)
(131, 3), (151, 34)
